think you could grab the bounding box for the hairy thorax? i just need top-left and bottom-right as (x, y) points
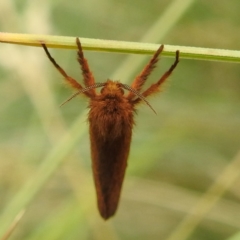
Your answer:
(88, 93), (134, 140)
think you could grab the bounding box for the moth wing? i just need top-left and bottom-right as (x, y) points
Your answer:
(90, 127), (132, 219)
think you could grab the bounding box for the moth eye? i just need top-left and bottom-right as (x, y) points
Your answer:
(100, 87), (106, 94)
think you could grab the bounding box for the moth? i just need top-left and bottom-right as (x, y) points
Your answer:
(42, 38), (179, 220)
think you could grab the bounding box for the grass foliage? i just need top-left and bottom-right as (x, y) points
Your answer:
(0, 0), (240, 239)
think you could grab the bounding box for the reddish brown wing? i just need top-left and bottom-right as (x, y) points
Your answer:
(90, 130), (132, 219)
(88, 97), (134, 219)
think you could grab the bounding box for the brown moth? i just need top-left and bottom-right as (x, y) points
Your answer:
(42, 38), (179, 219)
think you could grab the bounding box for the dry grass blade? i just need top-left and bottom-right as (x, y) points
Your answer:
(0, 210), (25, 240)
(166, 150), (240, 240)
(0, 32), (240, 63)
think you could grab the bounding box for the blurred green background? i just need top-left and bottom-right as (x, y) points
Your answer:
(0, 1), (240, 240)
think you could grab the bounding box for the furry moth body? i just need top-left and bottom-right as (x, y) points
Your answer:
(42, 38), (179, 219)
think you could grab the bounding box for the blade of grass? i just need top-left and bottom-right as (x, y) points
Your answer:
(111, 0), (196, 80)
(0, 113), (87, 236)
(166, 150), (240, 240)
(0, 210), (25, 240)
(1, 32), (240, 63)
(227, 232), (240, 240)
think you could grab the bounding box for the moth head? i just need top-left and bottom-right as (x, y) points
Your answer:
(60, 80), (156, 114)
(100, 80), (124, 96)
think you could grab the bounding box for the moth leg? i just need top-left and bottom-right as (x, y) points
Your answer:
(127, 45), (164, 100)
(42, 43), (91, 98)
(133, 50), (179, 105)
(76, 38), (96, 97)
